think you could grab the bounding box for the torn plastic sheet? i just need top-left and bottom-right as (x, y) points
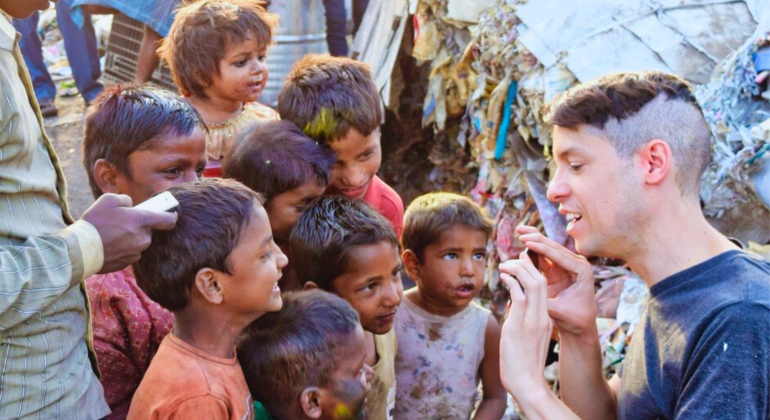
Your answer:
(515, 0), (758, 83)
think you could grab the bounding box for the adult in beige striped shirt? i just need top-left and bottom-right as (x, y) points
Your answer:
(0, 1), (177, 418)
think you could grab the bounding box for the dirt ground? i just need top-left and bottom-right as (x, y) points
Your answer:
(44, 94), (93, 219)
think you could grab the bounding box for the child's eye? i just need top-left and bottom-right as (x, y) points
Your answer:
(258, 55), (267, 63)
(473, 252), (486, 261)
(360, 283), (376, 293)
(442, 253), (457, 260)
(261, 251), (273, 260)
(235, 59), (248, 67)
(569, 163), (584, 173)
(359, 151), (374, 161)
(195, 166), (205, 178)
(163, 167), (181, 177)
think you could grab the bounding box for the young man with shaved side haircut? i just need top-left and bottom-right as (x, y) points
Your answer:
(497, 71), (770, 420)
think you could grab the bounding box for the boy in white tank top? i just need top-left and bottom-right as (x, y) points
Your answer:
(394, 193), (507, 420)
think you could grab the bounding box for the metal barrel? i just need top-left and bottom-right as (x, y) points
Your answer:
(262, 0), (329, 107)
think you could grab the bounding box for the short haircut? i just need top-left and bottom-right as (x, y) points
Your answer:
(237, 290), (360, 419)
(133, 179), (265, 311)
(542, 71), (711, 196)
(401, 192), (492, 261)
(82, 84), (207, 198)
(158, 0), (277, 98)
(277, 54), (382, 145)
(222, 120), (336, 198)
(289, 196), (399, 291)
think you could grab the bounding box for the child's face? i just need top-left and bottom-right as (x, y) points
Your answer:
(217, 204), (288, 320)
(318, 324), (372, 420)
(207, 37), (268, 103)
(115, 127), (207, 205)
(326, 128), (382, 200)
(408, 226), (488, 310)
(331, 240), (402, 335)
(266, 180), (326, 244)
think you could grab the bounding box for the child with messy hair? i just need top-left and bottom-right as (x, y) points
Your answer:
(159, 0), (279, 177)
(127, 179), (288, 420)
(82, 84), (208, 419)
(278, 54), (405, 236)
(290, 197), (403, 420)
(223, 120), (335, 291)
(395, 192), (507, 420)
(238, 290), (373, 420)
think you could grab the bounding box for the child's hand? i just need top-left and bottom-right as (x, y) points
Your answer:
(516, 226), (597, 338)
(498, 258), (552, 403)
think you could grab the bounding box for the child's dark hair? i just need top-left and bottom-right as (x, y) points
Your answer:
(133, 178), (264, 311)
(82, 84), (207, 198)
(236, 290), (360, 419)
(222, 120), (336, 198)
(158, 0), (277, 98)
(277, 54), (382, 145)
(289, 196), (399, 291)
(402, 192), (492, 262)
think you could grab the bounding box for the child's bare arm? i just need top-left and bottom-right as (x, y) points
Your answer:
(472, 315), (508, 420)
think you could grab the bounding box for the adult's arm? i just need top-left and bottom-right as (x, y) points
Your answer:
(0, 220), (103, 329)
(498, 257), (580, 420)
(515, 225), (618, 419)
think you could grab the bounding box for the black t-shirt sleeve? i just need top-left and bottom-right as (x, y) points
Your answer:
(674, 302), (770, 419)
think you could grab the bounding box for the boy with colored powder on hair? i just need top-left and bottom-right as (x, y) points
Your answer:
(127, 179), (288, 420)
(395, 192), (507, 420)
(278, 54), (405, 236)
(223, 120), (336, 291)
(237, 290), (374, 420)
(82, 84), (208, 419)
(290, 197), (403, 420)
(158, 0), (279, 177)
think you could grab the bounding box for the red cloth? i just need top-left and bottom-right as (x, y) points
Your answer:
(86, 267), (175, 420)
(362, 175), (404, 238)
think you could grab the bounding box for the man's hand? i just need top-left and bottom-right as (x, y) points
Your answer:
(516, 225), (596, 337)
(498, 256), (552, 401)
(81, 194), (177, 274)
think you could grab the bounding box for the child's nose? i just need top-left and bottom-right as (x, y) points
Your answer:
(363, 363), (374, 386)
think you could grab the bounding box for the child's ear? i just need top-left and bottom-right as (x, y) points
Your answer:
(303, 281), (319, 291)
(93, 159), (120, 195)
(402, 250), (421, 280)
(299, 387), (323, 419)
(194, 268), (223, 305)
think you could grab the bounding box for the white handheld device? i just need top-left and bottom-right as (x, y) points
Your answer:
(133, 191), (180, 213)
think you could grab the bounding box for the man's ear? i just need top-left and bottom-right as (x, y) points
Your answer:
(194, 268), (223, 305)
(304, 281), (319, 291)
(637, 139), (672, 187)
(299, 387), (323, 419)
(402, 250), (421, 280)
(93, 159), (120, 195)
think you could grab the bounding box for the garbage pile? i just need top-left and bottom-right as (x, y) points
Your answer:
(696, 29), (770, 244)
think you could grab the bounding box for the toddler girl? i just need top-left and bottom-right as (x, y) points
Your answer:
(158, 0), (279, 177)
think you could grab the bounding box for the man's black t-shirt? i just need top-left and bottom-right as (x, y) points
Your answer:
(618, 250), (770, 420)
